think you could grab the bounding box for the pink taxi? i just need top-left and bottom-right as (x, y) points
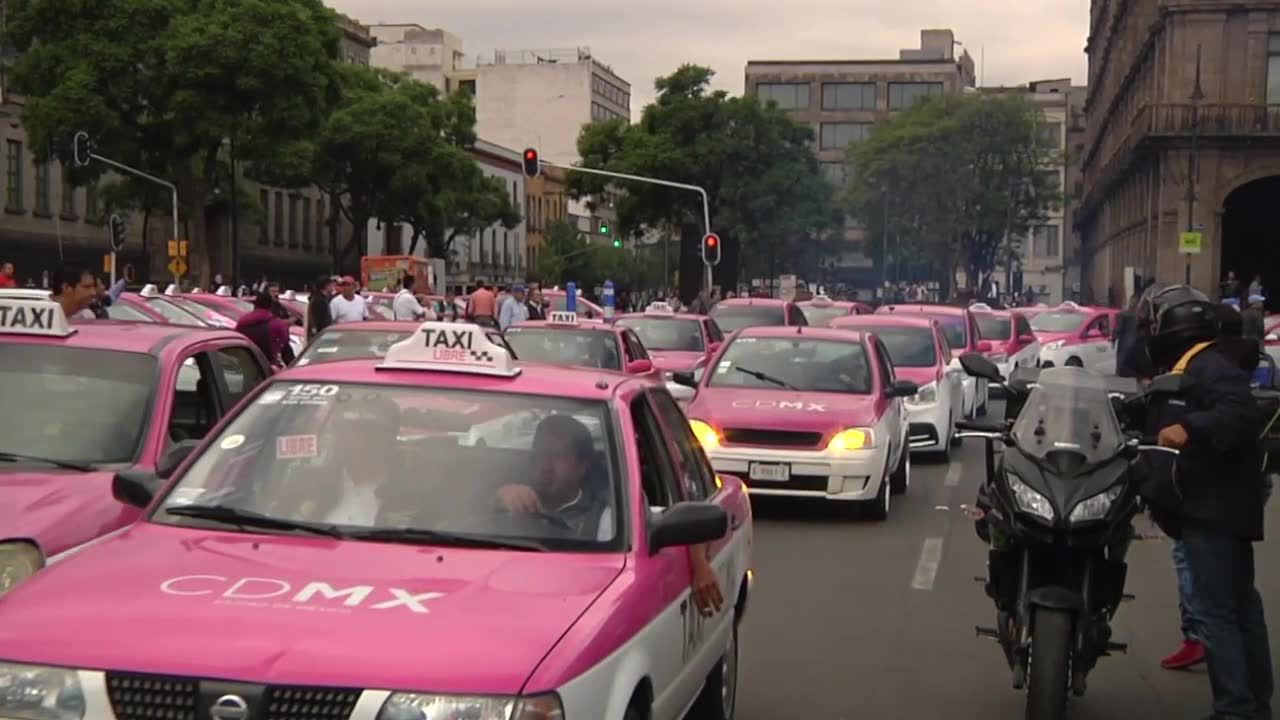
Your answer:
(1264, 316), (1280, 367)
(0, 295), (270, 597)
(967, 303), (1042, 380)
(708, 297), (807, 334)
(182, 287), (306, 356)
(505, 311), (661, 380)
(678, 326), (917, 520)
(542, 288), (606, 319)
(875, 303), (990, 418)
(616, 301), (725, 380)
(797, 294), (873, 326)
(0, 321), (753, 720)
(831, 315), (964, 459)
(296, 320), (514, 366)
(1030, 301), (1120, 372)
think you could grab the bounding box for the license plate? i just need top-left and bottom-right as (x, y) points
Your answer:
(748, 462), (791, 482)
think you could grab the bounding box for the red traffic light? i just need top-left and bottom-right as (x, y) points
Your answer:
(701, 233), (722, 266)
(706, 236), (718, 247)
(522, 148), (541, 178)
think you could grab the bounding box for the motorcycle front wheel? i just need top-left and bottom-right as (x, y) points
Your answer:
(1026, 607), (1072, 720)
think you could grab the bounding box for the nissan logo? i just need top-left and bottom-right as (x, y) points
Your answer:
(210, 694), (249, 720)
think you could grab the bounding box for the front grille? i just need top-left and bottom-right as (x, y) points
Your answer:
(105, 672), (361, 720)
(722, 428), (823, 448)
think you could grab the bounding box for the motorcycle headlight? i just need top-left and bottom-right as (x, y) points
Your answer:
(0, 542), (44, 597)
(377, 692), (563, 720)
(688, 419), (721, 451)
(0, 662), (85, 720)
(906, 382), (937, 406)
(1042, 340), (1064, 352)
(827, 427), (875, 451)
(1069, 485), (1124, 524)
(1007, 473), (1055, 521)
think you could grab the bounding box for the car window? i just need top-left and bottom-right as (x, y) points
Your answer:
(708, 336), (872, 394)
(874, 339), (894, 387)
(1015, 315), (1034, 338)
(214, 346), (266, 407)
(0, 345), (155, 465)
(1090, 314), (1112, 337)
(1030, 311), (1087, 334)
(705, 319), (724, 344)
(708, 304), (787, 333)
(616, 317), (704, 352)
(146, 298), (206, 327)
(936, 325), (953, 358)
(649, 390), (716, 501)
(622, 330), (649, 361)
(504, 328), (622, 371)
(169, 353), (220, 445)
(630, 393), (681, 508)
(799, 305), (848, 327)
(106, 303), (159, 323)
(155, 383), (623, 550)
(838, 325), (937, 367)
(789, 305), (809, 326)
(975, 315), (1011, 341)
(297, 329), (416, 366)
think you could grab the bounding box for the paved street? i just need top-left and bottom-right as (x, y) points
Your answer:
(738, 402), (1280, 719)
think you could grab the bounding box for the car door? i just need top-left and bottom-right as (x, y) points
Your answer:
(872, 339), (904, 467)
(209, 344), (270, 412)
(1012, 314), (1041, 369)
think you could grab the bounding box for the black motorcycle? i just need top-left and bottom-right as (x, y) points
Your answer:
(953, 353), (1178, 720)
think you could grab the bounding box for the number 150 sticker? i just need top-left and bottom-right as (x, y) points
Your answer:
(258, 383), (341, 406)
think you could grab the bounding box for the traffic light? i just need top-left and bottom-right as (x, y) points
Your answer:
(109, 214), (127, 251)
(701, 232), (721, 266)
(612, 238), (622, 249)
(72, 131), (94, 168)
(522, 148), (540, 178)
(598, 221), (610, 235)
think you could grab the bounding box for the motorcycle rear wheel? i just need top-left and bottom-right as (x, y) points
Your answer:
(1026, 607), (1072, 720)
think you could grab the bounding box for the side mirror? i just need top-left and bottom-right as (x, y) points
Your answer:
(112, 470), (162, 509)
(958, 352), (1003, 382)
(887, 379), (918, 398)
(672, 370), (698, 388)
(1148, 372), (1191, 395)
(649, 502), (729, 553)
(1018, 334), (1037, 344)
(157, 440), (199, 479)
(976, 340), (995, 353)
(666, 381), (696, 403)
(626, 359), (654, 374)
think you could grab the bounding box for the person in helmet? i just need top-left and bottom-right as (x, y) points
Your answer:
(1143, 288), (1272, 718)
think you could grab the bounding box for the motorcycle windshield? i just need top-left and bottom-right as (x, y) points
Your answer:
(1010, 367), (1125, 466)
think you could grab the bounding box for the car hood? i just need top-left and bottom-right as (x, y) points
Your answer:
(0, 470), (137, 557)
(688, 388), (880, 434)
(649, 351), (706, 373)
(0, 524), (625, 694)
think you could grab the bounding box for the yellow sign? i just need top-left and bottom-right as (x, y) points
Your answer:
(168, 240), (189, 257)
(1179, 231), (1203, 255)
(179, 240), (189, 257)
(103, 254), (114, 273)
(168, 257), (188, 277)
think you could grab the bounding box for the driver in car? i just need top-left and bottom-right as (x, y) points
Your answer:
(496, 414), (614, 540)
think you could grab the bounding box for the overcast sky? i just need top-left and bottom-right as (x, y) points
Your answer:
(327, 0), (1089, 110)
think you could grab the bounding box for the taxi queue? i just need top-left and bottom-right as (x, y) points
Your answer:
(0, 284), (1119, 720)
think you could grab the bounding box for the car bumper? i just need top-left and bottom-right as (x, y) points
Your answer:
(706, 444), (889, 501)
(905, 401), (949, 451)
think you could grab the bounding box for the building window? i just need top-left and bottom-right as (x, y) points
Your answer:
(4, 141), (21, 212)
(1037, 122), (1063, 148)
(820, 162), (849, 187)
(33, 160), (51, 215)
(888, 82), (943, 110)
(302, 197), (312, 249)
(273, 190), (284, 246)
(819, 122), (872, 150)
(287, 194), (299, 248)
(822, 83), (877, 111)
(1032, 225), (1060, 258)
(459, 79), (476, 95)
(1268, 34), (1280, 105)
(60, 173), (78, 219)
(756, 82), (811, 110)
(258, 189), (270, 244)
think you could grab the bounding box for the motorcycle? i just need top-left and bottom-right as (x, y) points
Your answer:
(952, 353), (1179, 720)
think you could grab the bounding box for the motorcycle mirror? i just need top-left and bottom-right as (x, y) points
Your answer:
(958, 352), (1003, 383)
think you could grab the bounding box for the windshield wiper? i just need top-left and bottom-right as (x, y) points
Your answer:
(734, 365), (797, 390)
(164, 504), (348, 538)
(0, 452), (95, 472)
(342, 526), (548, 552)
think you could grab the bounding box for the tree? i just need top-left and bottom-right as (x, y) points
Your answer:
(846, 93), (1060, 295)
(571, 65), (840, 299)
(6, 0), (342, 286)
(412, 165), (521, 261)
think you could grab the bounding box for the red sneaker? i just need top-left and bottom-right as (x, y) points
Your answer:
(1160, 640), (1206, 669)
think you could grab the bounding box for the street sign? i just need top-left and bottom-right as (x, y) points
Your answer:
(103, 254), (114, 273)
(168, 257), (188, 278)
(168, 239), (189, 257)
(1178, 231), (1203, 255)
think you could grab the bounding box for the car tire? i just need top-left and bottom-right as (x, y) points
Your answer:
(1065, 356), (1083, 368)
(864, 469), (891, 521)
(889, 445), (910, 495)
(688, 620), (738, 720)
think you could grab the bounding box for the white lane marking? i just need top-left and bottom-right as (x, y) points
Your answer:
(911, 537), (945, 591)
(944, 461), (964, 487)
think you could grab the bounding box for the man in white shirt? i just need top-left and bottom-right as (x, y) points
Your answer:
(320, 394), (402, 526)
(392, 275), (436, 322)
(329, 275), (368, 324)
(498, 284), (530, 330)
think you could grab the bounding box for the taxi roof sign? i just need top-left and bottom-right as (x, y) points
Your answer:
(1058, 301), (1082, 311)
(215, 286), (232, 297)
(140, 284), (160, 298)
(547, 311), (579, 325)
(969, 302), (993, 312)
(808, 295), (833, 307)
(0, 296), (76, 338)
(163, 284), (179, 296)
(281, 290), (297, 301)
(644, 301), (675, 316)
(378, 321), (521, 377)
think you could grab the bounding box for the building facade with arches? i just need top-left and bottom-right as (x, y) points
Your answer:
(1076, 0), (1280, 306)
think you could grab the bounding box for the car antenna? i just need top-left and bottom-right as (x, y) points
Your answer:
(595, 378), (610, 390)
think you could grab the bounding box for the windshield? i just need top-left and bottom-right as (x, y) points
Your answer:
(0, 345), (155, 465)
(799, 306), (848, 327)
(1010, 367), (1125, 465)
(1031, 311), (1088, 334)
(106, 303), (158, 323)
(504, 328), (621, 370)
(975, 315), (1011, 341)
(153, 382), (621, 550)
(843, 326), (937, 367)
(145, 298), (206, 327)
(297, 329), (416, 365)
(166, 297), (235, 327)
(616, 317), (703, 352)
(709, 304), (786, 333)
(708, 336), (872, 393)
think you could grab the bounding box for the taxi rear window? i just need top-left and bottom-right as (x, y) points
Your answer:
(297, 329), (416, 365)
(1031, 311), (1088, 334)
(798, 305), (847, 327)
(709, 304), (786, 333)
(153, 382), (623, 551)
(616, 317), (703, 352)
(504, 328), (621, 371)
(0, 346), (156, 466)
(708, 336), (873, 394)
(975, 315), (1011, 341)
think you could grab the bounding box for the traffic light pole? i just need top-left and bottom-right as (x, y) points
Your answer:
(537, 161), (714, 291)
(82, 149), (180, 286)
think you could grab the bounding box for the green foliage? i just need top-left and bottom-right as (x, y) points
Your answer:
(846, 92), (1061, 289)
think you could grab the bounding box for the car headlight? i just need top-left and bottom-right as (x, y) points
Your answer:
(1069, 485), (1124, 523)
(1042, 340), (1064, 352)
(827, 427), (875, 451)
(1007, 473), (1054, 521)
(0, 542), (44, 597)
(0, 662), (85, 720)
(377, 692), (563, 720)
(688, 419), (721, 450)
(906, 382), (937, 405)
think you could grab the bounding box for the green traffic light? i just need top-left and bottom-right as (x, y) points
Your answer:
(612, 239), (622, 248)
(599, 223), (609, 234)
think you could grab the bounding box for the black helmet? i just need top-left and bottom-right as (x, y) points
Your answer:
(1147, 298), (1219, 370)
(1135, 284), (1210, 333)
